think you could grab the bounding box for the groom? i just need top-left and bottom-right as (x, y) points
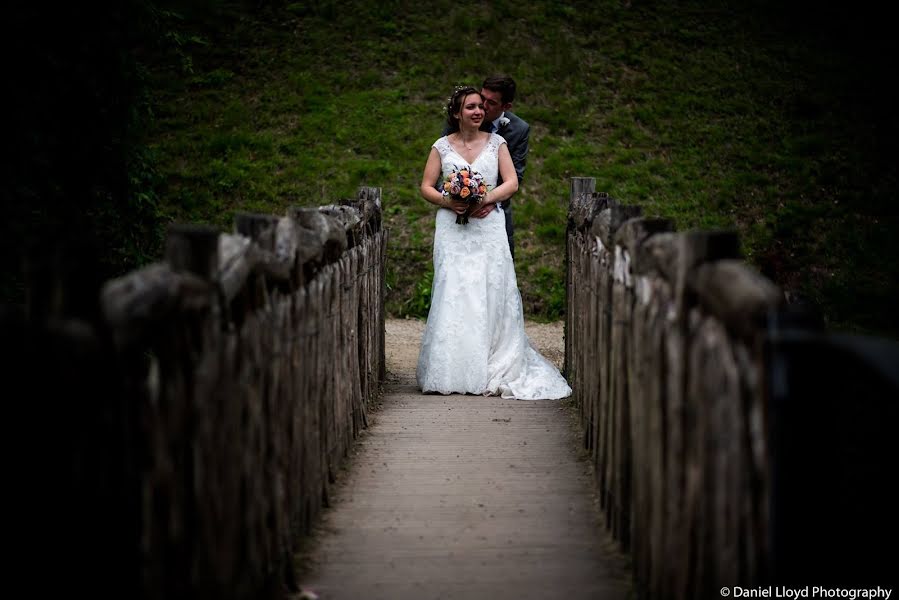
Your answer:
(445, 75), (530, 259)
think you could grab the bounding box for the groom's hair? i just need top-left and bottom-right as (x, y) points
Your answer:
(445, 86), (482, 133)
(482, 76), (516, 105)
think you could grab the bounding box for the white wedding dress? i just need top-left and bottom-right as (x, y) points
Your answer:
(416, 133), (572, 400)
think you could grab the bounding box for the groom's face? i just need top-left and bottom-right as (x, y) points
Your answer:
(481, 88), (510, 122)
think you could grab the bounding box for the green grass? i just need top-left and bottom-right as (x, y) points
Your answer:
(145, 0), (899, 337)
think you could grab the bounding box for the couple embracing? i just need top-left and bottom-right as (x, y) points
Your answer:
(415, 76), (571, 401)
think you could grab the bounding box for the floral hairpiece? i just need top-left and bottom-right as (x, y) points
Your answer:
(446, 85), (470, 106)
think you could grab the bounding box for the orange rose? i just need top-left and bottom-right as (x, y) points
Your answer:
(460, 187), (471, 198)
(459, 170), (469, 177)
(478, 184), (487, 194)
(444, 182), (452, 191)
(462, 177), (470, 186)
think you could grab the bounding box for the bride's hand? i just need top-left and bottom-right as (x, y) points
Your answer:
(449, 199), (468, 215)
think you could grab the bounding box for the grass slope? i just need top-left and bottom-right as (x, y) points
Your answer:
(147, 0), (899, 337)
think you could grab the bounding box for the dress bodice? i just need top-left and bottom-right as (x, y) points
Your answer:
(433, 133), (506, 188)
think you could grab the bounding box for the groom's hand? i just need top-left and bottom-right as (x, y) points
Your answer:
(469, 203), (495, 219)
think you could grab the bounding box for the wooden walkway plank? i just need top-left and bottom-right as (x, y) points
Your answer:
(296, 320), (632, 600)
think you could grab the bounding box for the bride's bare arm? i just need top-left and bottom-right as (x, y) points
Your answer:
(421, 148), (467, 214)
(470, 143), (519, 218)
(491, 143), (519, 203)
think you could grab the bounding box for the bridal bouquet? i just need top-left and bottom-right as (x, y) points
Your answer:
(442, 166), (488, 225)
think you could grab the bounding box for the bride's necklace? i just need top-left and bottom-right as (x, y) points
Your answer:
(456, 134), (483, 152)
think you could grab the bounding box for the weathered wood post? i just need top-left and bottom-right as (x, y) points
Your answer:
(627, 229), (681, 600)
(234, 210), (300, 592)
(166, 224), (221, 280)
(583, 193), (613, 453)
(566, 177), (596, 381)
(357, 186), (386, 383)
(593, 202), (641, 527)
(688, 259), (780, 596)
(665, 231), (741, 600)
(613, 217), (674, 559)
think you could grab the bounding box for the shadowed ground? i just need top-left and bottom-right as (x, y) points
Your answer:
(295, 319), (632, 600)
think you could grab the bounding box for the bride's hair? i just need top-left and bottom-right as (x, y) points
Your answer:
(445, 85), (482, 133)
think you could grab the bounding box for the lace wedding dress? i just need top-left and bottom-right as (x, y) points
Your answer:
(416, 133), (572, 400)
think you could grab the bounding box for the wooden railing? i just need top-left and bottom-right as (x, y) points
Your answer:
(4, 187), (388, 599)
(565, 177), (898, 598)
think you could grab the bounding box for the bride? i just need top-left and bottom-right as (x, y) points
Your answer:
(415, 86), (572, 401)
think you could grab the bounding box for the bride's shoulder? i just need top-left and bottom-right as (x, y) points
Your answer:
(432, 135), (452, 157)
(487, 132), (507, 153)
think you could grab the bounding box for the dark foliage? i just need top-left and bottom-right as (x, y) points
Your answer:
(3, 2), (165, 318)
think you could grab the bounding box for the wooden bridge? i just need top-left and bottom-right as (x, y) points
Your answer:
(295, 318), (631, 599)
(5, 181), (897, 599)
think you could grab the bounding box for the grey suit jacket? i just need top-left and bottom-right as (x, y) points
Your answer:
(492, 111), (529, 191)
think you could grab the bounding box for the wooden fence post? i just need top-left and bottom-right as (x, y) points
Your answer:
(165, 224), (220, 281)
(357, 186), (386, 381)
(666, 230), (741, 599)
(235, 212), (279, 251)
(593, 202), (641, 526)
(566, 177), (596, 378)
